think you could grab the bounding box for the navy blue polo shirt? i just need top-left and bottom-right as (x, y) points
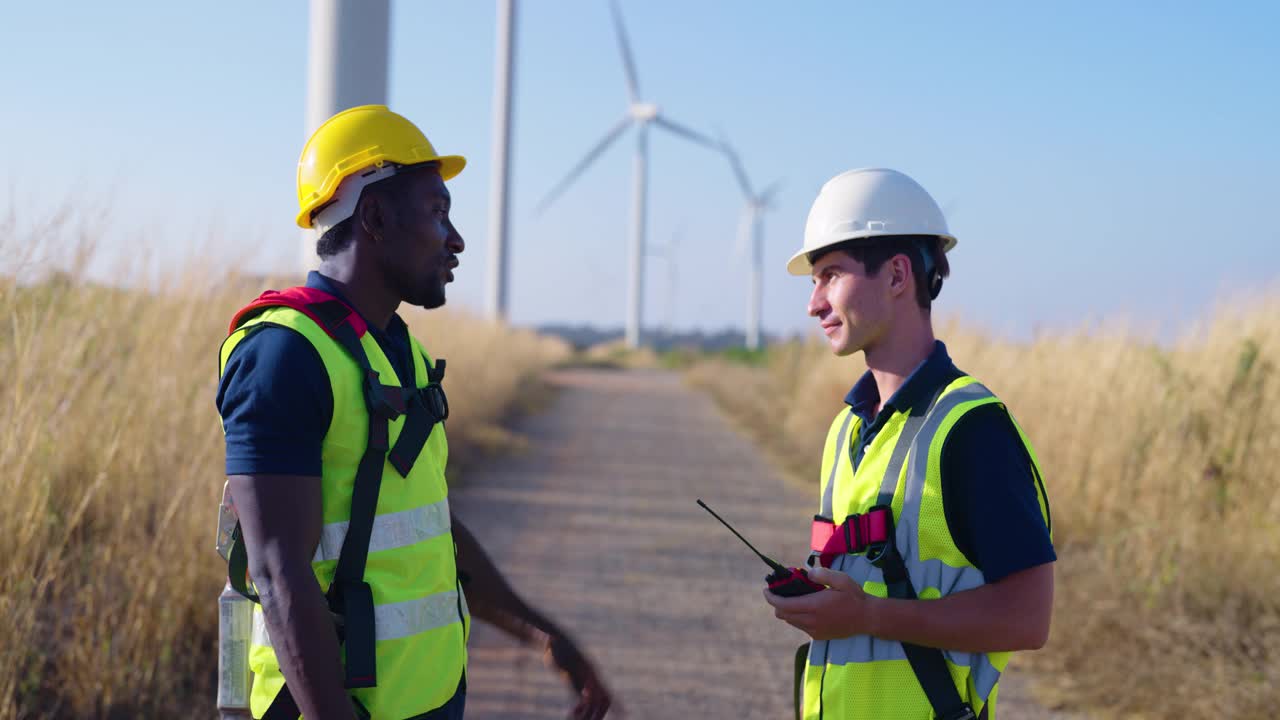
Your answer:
(216, 271), (419, 477)
(845, 341), (1055, 583)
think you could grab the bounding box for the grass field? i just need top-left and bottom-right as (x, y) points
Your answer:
(687, 305), (1280, 719)
(0, 216), (569, 718)
(5, 203), (1276, 718)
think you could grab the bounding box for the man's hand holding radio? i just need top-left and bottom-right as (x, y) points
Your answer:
(762, 565), (878, 641)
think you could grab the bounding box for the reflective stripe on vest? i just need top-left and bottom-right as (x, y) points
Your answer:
(252, 589), (471, 648)
(313, 498), (452, 564)
(805, 377), (1042, 719)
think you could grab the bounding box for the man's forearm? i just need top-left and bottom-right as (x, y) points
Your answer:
(256, 565), (355, 720)
(867, 562), (1054, 653)
(450, 514), (558, 643)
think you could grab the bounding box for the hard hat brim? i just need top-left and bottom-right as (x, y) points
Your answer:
(435, 155), (467, 182)
(786, 232), (958, 276)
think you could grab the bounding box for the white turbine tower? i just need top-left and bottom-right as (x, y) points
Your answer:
(537, 0), (720, 349)
(721, 139), (780, 350)
(486, 0), (517, 321)
(301, 0), (390, 272)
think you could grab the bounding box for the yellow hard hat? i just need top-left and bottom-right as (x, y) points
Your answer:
(295, 104), (467, 229)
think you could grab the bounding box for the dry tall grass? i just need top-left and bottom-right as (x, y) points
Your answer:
(688, 304), (1280, 718)
(0, 210), (569, 719)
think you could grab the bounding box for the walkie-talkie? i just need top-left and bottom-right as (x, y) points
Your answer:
(697, 499), (824, 597)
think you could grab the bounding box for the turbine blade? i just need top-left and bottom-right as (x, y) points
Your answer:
(609, 0), (641, 103)
(652, 115), (720, 153)
(719, 137), (754, 200)
(535, 115), (633, 214)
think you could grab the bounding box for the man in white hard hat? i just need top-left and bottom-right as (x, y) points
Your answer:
(763, 168), (1054, 720)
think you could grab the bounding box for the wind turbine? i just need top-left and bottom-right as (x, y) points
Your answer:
(537, 0), (720, 349)
(720, 139), (780, 350)
(647, 225), (682, 342)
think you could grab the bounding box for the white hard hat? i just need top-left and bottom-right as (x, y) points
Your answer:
(787, 168), (957, 275)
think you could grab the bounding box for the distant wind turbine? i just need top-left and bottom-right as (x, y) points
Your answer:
(647, 226), (682, 340)
(537, 0), (720, 348)
(720, 138), (780, 350)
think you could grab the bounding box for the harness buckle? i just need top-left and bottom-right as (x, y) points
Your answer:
(362, 370), (407, 419)
(418, 382), (450, 422)
(863, 505), (894, 564)
(811, 506), (896, 565)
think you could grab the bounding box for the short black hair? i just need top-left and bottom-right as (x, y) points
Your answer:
(809, 234), (950, 309)
(316, 217), (354, 258)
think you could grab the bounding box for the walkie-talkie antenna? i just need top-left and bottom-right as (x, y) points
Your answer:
(696, 499), (786, 573)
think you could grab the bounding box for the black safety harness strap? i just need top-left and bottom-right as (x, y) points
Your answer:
(224, 295), (448, 720)
(871, 523), (978, 720)
(865, 386), (979, 720)
(793, 642), (810, 720)
(326, 319), (391, 689)
(388, 360), (448, 477)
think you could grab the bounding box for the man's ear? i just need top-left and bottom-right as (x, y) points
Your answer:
(888, 254), (912, 298)
(356, 191), (386, 243)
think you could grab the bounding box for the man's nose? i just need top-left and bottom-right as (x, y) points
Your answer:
(447, 223), (465, 253)
(807, 284), (827, 317)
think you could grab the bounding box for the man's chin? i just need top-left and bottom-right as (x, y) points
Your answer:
(411, 287), (447, 310)
(831, 334), (862, 358)
(824, 331), (849, 356)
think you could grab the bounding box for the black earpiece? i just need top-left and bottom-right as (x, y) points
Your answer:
(917, 238), (943, 300)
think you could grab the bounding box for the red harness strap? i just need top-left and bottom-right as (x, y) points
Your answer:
(228, 286), (369, 340)
(810, 506), (893, 568)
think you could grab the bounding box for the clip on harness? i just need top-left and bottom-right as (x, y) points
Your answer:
(224, 288), (450, 720)
(802, 393), (982, 720)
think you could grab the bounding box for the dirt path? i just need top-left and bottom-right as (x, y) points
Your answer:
(451, 368), (1067, 719)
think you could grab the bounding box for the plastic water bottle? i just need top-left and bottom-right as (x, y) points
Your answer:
(215, 480), (253, 717)
(217, 580), (254, 718)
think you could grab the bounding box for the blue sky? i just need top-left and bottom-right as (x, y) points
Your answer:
(3, 1), (1278, 338)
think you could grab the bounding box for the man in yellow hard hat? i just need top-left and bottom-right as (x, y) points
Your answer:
(763, 168), (1054, 720)
(217, 105), (615, 720)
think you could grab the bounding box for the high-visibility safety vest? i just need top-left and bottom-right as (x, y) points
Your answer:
(220, 287), (469, 719)
(802, 375), (1049, 720)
